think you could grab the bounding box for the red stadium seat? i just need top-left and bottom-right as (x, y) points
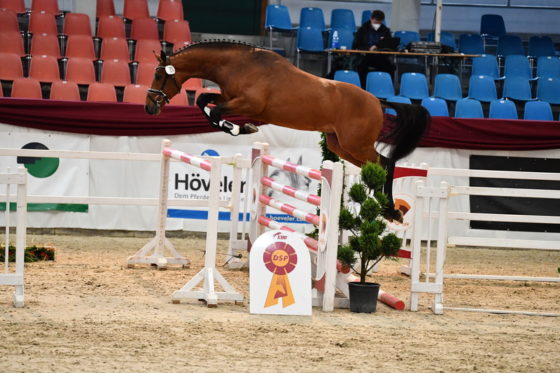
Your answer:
(50, 80), (80, 101)
(29, 11), (58, 35)
(65, 35), (96, 60)
(123, 84), (148, 104)
(65, 57), (96, 84)
(0, 8), (21, 33)
(0, 31), (25, 56)
(123, 0), (149, 21)
(134, 39), (161, 63)
(100, 37), (130, 62)
(135, 61), (157, 85)
(183, 78), (202, 91)
(101, 59), (131, 86)
(64, 13), (92, 37)
(0, 0), (26, 13)
(169, 89), (188, 106)
(96, 15), (126, 39)
(30, 33), (61, 58)
(31, 0), (59, 15)
(164, 19), (191, 50)
(0, 52), (23, 80)
(11, 77), (42, 99)
(29, 54), (60, 82)
(87, 82), (117, 102)
(130, 18), (159, 41)
(96, 0), (115, 18)
(157, 0), (184, 22)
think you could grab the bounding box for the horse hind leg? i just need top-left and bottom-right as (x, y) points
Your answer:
(324, 133), (364, 167)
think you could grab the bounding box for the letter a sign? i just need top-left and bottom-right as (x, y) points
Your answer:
(250, 230), (312, 315)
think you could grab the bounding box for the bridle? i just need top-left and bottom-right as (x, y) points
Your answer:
(147, 64), (181, 107)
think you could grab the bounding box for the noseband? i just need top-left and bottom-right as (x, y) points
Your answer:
(147, 65), (181, 106)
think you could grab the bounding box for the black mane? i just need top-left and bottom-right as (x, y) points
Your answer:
(171, 40), (269, 56)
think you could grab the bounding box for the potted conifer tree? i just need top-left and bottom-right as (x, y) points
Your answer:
(337, 162), (402, 313)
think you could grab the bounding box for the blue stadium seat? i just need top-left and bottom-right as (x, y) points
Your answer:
(385, 96), (411, 115)
(330, 9), (355, 31)
(528, 36), (555, 58)
(504, 55), (535, 80)
(296, 26), (324, 67)
(399, 72), (429, 100)
(472, 54), (503, 80)
(497, 35), (525, 57)
(503, 77), (534, 101)
(366, 71), (394, 99)
(524, 101), (553, 121)
(394, 30), (420, 50)
(265, 5), (296, 31)
(455, 98), (484, 118)
(536, 56), (560, 79)
(328, 28), (354, 49)
(537, 77), (560, 104)
(361, 10), (371, 25)
(300, 7), (326, 31)
(459, 33), (484, 55)
(468, 75), (498, 102)
(489, 99), (518, 119)
(334, 70), (361, 87)
(421, 97), (449, 117)
(433, 74), (463, 101)
(427, 31), (456, 50)
(480, 14), (506, 38)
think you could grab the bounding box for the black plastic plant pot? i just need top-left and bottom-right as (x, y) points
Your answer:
(348, 282), (380, 313)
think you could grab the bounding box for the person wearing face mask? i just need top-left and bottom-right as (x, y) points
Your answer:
(353, 10), (396, 88)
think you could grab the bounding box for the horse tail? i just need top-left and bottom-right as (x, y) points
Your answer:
(380, 101), (431, 161)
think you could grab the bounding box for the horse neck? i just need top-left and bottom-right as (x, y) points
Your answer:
(171, 47), (236, 84)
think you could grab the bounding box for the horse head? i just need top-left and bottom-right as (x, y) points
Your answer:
(145, 50), (182, 115)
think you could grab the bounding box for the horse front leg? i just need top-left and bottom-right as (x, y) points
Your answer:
(196, 93), (258, 136)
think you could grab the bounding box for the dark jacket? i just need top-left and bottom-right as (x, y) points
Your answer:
(352, 22), (392, 50)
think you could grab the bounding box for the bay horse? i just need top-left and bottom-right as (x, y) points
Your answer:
(144, 41), (430, 221)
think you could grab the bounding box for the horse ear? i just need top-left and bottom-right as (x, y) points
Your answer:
(160, 49), (167, 63)
(154, 50), (163, 63)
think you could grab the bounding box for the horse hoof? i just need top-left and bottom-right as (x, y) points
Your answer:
(242, 123), (259, 134)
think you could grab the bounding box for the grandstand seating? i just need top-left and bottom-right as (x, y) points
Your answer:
(100, 37), (131, 62)
(427, 31), (456, 50)
(0, 8), (20, 33)
(421, 97), (449, 116)
(365, 71), (394, 99)
(385, 96), (411, 115)
(123, 0), (150, 21)
(468, 75), (498, 102)
(65, 57), (96, 84)
(97, 0), (116, 18)
(399, 72), (429, 100)
(65, 35), (97, 60)
(433, 74), (462, 101)
(87, 82), (117, 102)
(123, 84), (148, 104)
(135, 61), (158, 85)
(524, 101), (553, 121)
(169, 89), (188, 106)
(28, 11), (58, 35)
(11, 77), (42, 99)
(497, 35), (525, 56)
(30, 33), (62, 58)
(265, 5), (297, 32)
(0, 31), (25, 56)
(455, 98), (484, 119)
(157, 0), (184, 22)
(328, 28), (353, 49)
(0, 53), (23, 80)
(100, 59), (131, 86)
(472, 55), (502, 80)
(489, 99), (518, 119)
(29, 55), (60, 83)
(130, 18), (160, 41)
(50, 80), (80, 101)
(64, 13), (92, 37)
(0, 0), (25, 14)
(504, 55), (535, 80)
(163, 20), (192, 50)
(96, 16), (126, 39)
(528, 36), (556, 58)
(334, 70), (360, 87)
(183, 78), (203, 92)
(394, 31), (420, 50)
(361, 10), (371, 25)
(330, 9), (355, 31)
(480, 14), (506, 38)
(536, 56), (560, 79)
(32, 0), (60, 15)
(503, 77), (534, 101)
(537, 77), (560, 104)
(459, 33), (484, 54)
(296, 26), (324, 67)
(135, 39), (162, 63)
(300, 7), (326, 31)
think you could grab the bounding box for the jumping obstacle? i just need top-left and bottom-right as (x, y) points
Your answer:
(0, 167), (27, 308)
(408, 167), (560, 317)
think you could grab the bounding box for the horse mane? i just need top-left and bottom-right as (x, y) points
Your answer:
(171, 40), (269, 57)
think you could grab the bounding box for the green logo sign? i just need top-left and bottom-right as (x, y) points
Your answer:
(16, 142), (59, 178)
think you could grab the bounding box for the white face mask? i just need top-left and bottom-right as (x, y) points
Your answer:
(371, 22), (381, 30)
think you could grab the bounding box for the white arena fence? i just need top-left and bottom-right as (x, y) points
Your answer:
(407, 167), (560, 317)
(1, 167), (27, 308)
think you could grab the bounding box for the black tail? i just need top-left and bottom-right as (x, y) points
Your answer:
(380, 101), (431, 161)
